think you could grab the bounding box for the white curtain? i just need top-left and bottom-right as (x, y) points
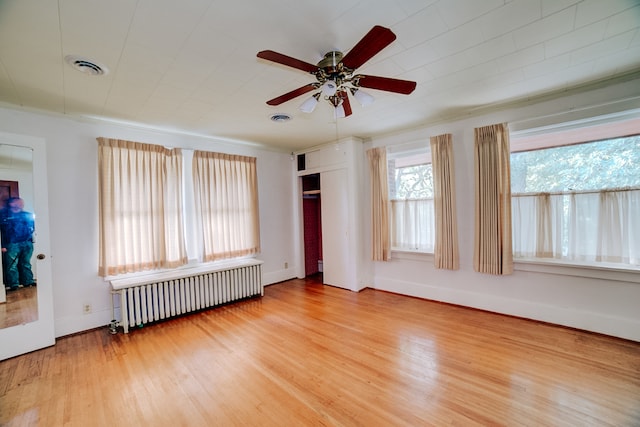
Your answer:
(192, 151), (260, 262)
(512, 188), (640, 265)
(390, 199), (435, 252)
(97, 138), (187, 276)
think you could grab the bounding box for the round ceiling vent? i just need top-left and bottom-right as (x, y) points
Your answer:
(64, 55), (108, 76)
(270, 113), (291, 123)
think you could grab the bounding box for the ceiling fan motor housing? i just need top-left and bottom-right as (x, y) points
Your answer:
(316, 51), (353, 88)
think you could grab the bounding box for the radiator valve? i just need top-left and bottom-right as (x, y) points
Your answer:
(109, 319), (118, 335)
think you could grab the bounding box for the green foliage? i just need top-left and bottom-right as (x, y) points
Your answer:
(511, 135), (640, 193)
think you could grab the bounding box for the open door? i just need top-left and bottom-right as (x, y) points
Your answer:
(320, 169), (351, 289)
(0, 132), (54, 360)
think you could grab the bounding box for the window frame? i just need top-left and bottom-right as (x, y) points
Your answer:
(387, 144), (435, 254)
(509, 111), (640, 278)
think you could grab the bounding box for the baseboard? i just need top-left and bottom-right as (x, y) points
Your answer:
(373, 275), (640, 342)
(263, 269), (296, 286)
(54, 308), (113, 338)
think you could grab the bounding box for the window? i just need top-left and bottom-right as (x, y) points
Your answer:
(97, 138), (260, 276)
(510, 121), (640, 267)
(388, 148), (434, 252)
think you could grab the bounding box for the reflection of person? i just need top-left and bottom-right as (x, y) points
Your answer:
(0, 197), (36, 291)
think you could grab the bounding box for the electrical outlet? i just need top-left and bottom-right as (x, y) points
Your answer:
(83, 304), (92, 314)
(284, 262), (288, 269)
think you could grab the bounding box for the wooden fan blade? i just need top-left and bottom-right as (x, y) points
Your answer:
(341, 25), (396, 70)
(266, 84), (317, 106)
(341, 91), (352, 117)
(355, 75), (416, 95)
(257, 50), (318, 73)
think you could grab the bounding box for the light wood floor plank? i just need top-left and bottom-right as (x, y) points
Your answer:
(1, 276), (639, 426)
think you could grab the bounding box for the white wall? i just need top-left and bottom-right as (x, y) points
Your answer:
(365, 77), (640, 342)
(0, 107), (297, 337)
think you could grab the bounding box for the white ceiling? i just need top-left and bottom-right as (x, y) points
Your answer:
(0, 0), (639, 152)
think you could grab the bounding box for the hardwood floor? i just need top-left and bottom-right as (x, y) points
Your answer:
(1, 276), (639, 426)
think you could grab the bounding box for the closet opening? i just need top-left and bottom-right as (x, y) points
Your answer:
(301, 174), (322, 278)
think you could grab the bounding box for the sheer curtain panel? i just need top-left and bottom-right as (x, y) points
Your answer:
(192, 151), (260, 262)
(513, 188), (640, 265)
(473, 123), (513, 275)
(430, 134), (459, 270)
(390, 199), (435, 252)
(97, 138), (187, 276)
(367, 147), (390, 261)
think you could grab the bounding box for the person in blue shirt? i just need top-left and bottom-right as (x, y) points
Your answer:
(0, 197), (35, 291)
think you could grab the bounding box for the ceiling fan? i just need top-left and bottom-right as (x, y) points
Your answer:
(257, 25), (417, 118)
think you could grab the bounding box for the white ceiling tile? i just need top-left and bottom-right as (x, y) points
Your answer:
(160, 66), (209, 92)
(570, 30), (637, 66)
(400, 66), (435, 85)
(58, 0), (137, 66)
(118, 42), (176, 77)
(541, 0), (581, 17)
(513, 7), (576, 49)
(126, 0), (214, 57)
(392, 41), (440, 71)
(357, 58), (406, 79)
(495, 44), (546, 73)
(575, 0), (640, 28)
(0, 1), (60, 51)
(102, 95), (146, 119)
(479, 0), (543, 40)
(424, 52), (472, 78)
(604, 5), (640, 38)
(395, 0), (439, 16)
(631, 29), (640, 46)
(544, 20), (608, 58)
(391, 5), (449, 48)
(332, 2), (409, 35)
(522, 54), (572, 79)
(464, 34), (517, 66)
(429, 20), (487, 57)
(435, 0), (505, 29)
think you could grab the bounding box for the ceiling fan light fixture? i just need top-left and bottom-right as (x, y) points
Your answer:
(299, 93), (321, 113)
(334, 103), (346, 119)
(350, 87), (375, 106)
(321, 80), (338, 97)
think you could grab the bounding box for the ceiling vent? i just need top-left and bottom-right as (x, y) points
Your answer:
(64, 55), (108, 76)
(270, 113), (291, 123)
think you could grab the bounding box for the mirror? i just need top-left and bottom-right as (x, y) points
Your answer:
(0, 132), (54, 360)
(0, 144), (37, 328)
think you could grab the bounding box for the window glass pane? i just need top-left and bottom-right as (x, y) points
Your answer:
(388, 150), (435, 252)
(511, 135), (640, 193)
(510, 132), (640, 267)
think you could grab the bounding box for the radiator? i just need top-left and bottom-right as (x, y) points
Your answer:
(109, 259), (263, 333)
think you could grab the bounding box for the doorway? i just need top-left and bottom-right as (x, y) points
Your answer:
(301, 174), (322, 277)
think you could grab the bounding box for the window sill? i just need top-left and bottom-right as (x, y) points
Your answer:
(391, 249), (434, 262)
(514, 258), (640, 283)
(103, 256), (259, 282)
